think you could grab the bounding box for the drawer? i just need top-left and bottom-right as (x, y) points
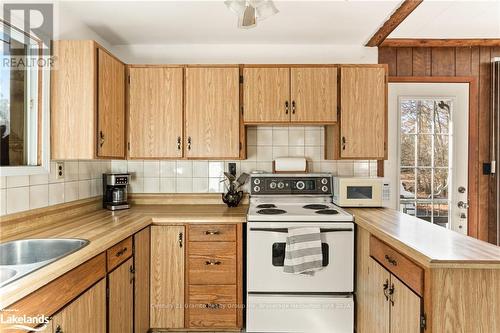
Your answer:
(107, 236), (133, 271)
(188, 224), (236, 242)
(187, 285), (237, 328)
(188, 242), (236, 285)
(370, 235), (424, 296)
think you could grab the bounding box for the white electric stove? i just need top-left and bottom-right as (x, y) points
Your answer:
(246, 173), (355, 333)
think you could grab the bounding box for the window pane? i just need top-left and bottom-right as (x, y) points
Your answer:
(417, 100), (433, 134)
(434, 169), (449, 199)
(400, 201), (416, 216)
(434, 135), (449, 167)
(401, 99), (417, 134)
(400, 134), (415, 167)
(417, 135), (432, 166)
(416, 168), (432, 199)
(434, 100), (451, 134)
(433, 202), (449, 227)
(416, 202), (433, 222)
(400, 168), (415, 199)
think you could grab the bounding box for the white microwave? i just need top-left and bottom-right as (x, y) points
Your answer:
(333, 177), (384, 207)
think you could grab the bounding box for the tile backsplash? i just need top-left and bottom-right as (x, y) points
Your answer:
(0, 126), (377, 216)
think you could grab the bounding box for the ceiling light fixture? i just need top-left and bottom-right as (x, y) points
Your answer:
(224, 0), (279, 29)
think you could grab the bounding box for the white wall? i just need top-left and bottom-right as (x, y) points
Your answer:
(111, 44), (377, 64)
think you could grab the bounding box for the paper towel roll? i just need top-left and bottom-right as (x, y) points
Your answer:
(273, 157), (307, 172)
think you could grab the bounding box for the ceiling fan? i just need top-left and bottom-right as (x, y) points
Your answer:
(224, 0), (279, 29)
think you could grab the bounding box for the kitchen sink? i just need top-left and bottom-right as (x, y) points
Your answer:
(0, 238), (89, 288)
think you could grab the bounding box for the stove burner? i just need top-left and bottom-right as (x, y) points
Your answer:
(315, 209), (339, 215)
(257, 208), (287, 215)
(257, 204), (277, 209)
(303, 204), (330, 210)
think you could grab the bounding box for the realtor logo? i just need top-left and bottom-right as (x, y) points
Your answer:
(3, 3), (53, 56)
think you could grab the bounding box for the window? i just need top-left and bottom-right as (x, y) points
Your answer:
(399, 98), (452, 228)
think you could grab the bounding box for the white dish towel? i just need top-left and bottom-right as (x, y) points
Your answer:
(283, 227), (323, 275)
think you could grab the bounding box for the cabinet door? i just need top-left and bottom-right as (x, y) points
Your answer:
(185, 67), (240, 159)
(390, 276), (421, 333)
(291, 67), (337, 123)
(128, 67), (183, 158)
(134, 227), (150, 333)
(109, 258), (134, 333)
(339, 66), (386, 159)
(97, 48), (125, 158)
(52, 279), (106, 333)
(243, 67), (290, 123)
(150, 226), (185, 329)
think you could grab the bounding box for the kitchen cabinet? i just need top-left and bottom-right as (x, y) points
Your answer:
(243, 66), (337, 124)
(150, 225), (185, 329)
(325, 65), (387, 160)
(51, 40), (126, 160)
(185, 67), (241, 159)
(108, 258), (134, 333)
(128, 66), (184, 159)
(134, 227), (150, 333)
(52, 279), (107, 333)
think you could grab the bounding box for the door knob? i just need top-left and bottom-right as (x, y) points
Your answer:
(458, 186), (466, 193)
(458, 201), (469, 209)
(460, 213), (467, 219)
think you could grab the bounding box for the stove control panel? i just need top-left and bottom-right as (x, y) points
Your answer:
(250, 175), (332, 195)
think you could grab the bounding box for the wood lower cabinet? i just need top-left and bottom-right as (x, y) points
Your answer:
(51, 40), (126, 160)
(52, 279), (107, 333)
(390, 274), (422, 333)
(128, 66), (184, 159)
(134, 227), (151, 333)
(108, 258), (134, 333)
(185, 67), (241, 159)
(150, 225), (185, 329)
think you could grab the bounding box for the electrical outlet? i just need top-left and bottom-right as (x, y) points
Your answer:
(228, 163), (237, 177)
(55, 162), (64, 180)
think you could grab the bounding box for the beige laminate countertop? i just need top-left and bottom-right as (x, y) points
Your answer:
(0, 204), (248, 308)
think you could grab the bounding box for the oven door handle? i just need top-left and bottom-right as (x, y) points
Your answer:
(249, 228), (353, 233)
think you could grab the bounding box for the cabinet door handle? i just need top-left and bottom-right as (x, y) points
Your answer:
(130, 265), (135, 284)
(187, 137), (192, 150)
(205, 260), (222, 266)
(388, 283), (395, 306)
(178, 232), (183, 248)
(205, 303), (222, 309)
(291, 100), (296, 114)
(342, 136), (346, 151)
(384, 254), (398, 266)
(383, 279), (389, 301)
(205, 230), (220, 235)
(55, 325), (63, 333)
(177, 136), (181, 151)
(99, 131), (105, 148)
(116, 247), (128, 257)
(285, 101), (289, 115)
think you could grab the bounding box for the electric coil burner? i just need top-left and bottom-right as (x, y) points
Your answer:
(315, 209), (339, 215)
(257, 208), (286, 215)
(303, 204), (330, 210)
(257, 204), (277, 209)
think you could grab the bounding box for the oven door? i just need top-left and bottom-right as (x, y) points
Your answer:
(247, 222), (354, 293)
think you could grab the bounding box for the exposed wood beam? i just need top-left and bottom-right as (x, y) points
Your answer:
(381, 38), (500, 48)
(366, 0), (423, 47)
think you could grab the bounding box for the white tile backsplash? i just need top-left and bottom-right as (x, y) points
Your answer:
(1, 126), (378, 216)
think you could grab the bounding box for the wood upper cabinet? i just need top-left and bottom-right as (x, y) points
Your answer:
(51, 40), (126, 160)
(150, 225), (185, 329)
(108, 258), (134, 333)
(52, 279), (106, 333)
(243, 67), (290, 123)
(338, 65), (387, 159)
(185, 67), (240, 159)
(128, 67), (183, 159)
(290, 67), (337, 123)
(97, 48), (125, 158)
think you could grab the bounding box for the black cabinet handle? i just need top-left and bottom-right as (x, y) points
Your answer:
(205, 230), (220, 235)
(205, 260), (222, 266)
(285, 101), (289, 115)
(291, 100), (296, 114)
(384, 254), (398, 266)
(205, 303), (222, 309)
(116, 247), (128, 257)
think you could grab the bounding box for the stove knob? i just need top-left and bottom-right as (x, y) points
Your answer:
(296, 181), (305, 190)
(321, 178), (328, 185)
(277, 182), (285, 189)
(321, 185), (329, 192)
(269, 182), (277, 189)
(253, 186), (261, 192)
(254, 178), (261, 185)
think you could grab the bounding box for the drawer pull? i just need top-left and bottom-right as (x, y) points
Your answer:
(205, 260), (222, 266)
(116, 247), (128, 257)
(205, 303), (222, 309)
(205, 230), (220, 235)
(385, 254), (398, 266)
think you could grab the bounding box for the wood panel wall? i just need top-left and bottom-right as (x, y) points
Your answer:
(379, 46), (498, 244)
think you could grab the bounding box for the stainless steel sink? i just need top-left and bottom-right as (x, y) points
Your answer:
(0, 238), (89, 288)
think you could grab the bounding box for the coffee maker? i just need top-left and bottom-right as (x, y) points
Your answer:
(103, 173), (130, 210)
